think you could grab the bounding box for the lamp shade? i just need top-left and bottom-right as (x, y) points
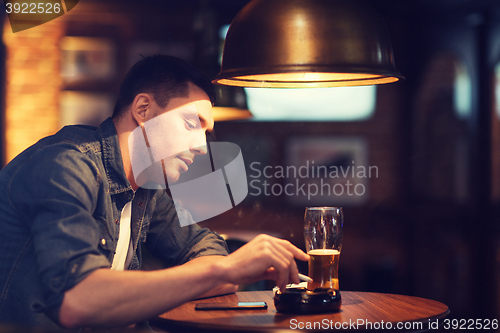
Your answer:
(213, 0), (403, 88)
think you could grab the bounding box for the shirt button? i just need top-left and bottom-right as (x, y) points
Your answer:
(101, 238), (106, 246)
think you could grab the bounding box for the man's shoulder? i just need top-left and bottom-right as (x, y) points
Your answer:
(0, 125), (103, 180)
(39, 124), (101, 154)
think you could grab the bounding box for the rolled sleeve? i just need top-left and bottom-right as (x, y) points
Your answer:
(9, 144), (111, 319)
(145, 191), (228, 266)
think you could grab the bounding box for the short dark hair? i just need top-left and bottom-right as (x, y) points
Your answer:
(112, 55), (216, 119)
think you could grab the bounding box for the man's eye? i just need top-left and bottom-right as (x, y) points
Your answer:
(185, 120), (196, 129)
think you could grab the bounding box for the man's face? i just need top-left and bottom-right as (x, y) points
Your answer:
(153, 83), (214, 184)
(129, 83), (214, 187)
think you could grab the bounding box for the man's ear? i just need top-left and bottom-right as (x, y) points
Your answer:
(130, 93), (154, 126)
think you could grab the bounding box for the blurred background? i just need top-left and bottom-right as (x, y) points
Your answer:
(1, 0), (500, 324)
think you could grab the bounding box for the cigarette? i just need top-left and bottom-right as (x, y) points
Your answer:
(298, 273), (312, 282)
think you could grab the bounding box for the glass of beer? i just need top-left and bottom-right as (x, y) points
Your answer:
(304, 207), (344, 291)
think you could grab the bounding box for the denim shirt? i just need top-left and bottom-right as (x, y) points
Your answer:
(0, 118), (228, 331)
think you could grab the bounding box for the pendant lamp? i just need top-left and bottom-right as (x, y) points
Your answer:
(213, 0), (403, 88)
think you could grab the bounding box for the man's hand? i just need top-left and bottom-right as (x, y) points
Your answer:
(215, 234), (309, 291)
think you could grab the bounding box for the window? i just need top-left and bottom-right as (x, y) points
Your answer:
(245, 86), (376, 121)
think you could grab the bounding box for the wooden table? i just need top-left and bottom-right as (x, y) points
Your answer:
(151, 290), (449, 332)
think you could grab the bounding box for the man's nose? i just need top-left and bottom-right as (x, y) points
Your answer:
(189, 130), (209, 155)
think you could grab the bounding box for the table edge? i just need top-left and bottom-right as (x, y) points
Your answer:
(152, 291), (450, 332)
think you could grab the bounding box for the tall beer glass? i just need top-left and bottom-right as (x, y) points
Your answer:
(304, 207), (344, 290)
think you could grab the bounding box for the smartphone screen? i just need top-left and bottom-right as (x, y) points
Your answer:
(195, 301), (267, 310)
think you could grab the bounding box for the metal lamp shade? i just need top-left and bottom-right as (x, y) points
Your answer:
(213, 0), (403, 88)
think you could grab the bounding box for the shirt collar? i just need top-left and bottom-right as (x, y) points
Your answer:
(98, 118), (135, 199)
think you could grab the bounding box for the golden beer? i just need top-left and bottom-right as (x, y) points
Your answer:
(307, 249), (340, 290)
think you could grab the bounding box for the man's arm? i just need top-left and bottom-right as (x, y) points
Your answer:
(59, 234), (308, 329)
(180, 255), (239, 298)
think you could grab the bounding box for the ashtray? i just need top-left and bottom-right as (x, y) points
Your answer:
(274, 286), (342, 314)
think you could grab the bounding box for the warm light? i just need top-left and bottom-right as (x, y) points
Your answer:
(215, 73), (399, 88)
(211, 107), (252, 121)
(3, 18), (63, 164)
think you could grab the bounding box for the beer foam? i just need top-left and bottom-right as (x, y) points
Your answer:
(308, 249), (340, 255)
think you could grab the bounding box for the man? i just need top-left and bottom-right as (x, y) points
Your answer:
(0, 55), (308, 331)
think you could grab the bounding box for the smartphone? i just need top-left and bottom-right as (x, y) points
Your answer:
(195, 301), (267, 310)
